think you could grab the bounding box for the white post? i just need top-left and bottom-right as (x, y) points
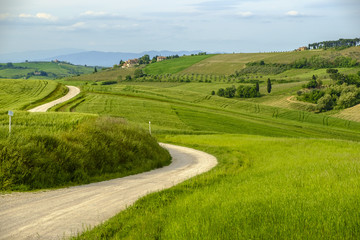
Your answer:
(149, 121), (151, 135)
(8, 111), (13, 135)
(9, 115), (11, 134)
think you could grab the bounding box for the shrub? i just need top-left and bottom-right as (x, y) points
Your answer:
(316, 94), (335, 112)
(0, 117), (171, 190)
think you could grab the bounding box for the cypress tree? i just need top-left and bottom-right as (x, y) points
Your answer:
(255, 82), (260, 92)
(267, 78), (272, 93)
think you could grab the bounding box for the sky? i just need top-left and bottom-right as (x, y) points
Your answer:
(0, 0), (359, 54)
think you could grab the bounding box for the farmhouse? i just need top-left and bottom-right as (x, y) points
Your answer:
(297, 46), (308, 51)
(157, 56), (166, 62)
(122, 59), (139, 68)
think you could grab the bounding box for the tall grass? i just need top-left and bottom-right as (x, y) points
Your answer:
(0, 116), (170, 191)
(0, 79), (60, 111)
(75, 134), (360, 239)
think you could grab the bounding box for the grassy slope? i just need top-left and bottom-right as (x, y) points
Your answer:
(76, 134), (360, 240)
(180, 46), (360, 75)
(59, 77), (360, 239)
(0, 62), (94, 79)
(68, 67), (136, 82)
(0, 80), (170, 191)
(143, 55), (214, 75)
(0, 79), (66, 111)
(0, 115), (170, 191)
(57, 83), (360, 139)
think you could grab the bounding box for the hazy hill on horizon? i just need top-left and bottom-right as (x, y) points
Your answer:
(0, 50), (205, 67)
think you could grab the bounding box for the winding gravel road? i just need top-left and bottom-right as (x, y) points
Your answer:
(0, 144), (217, 239)
(28, 86), (80, 112)
(1, 85), (218, 239)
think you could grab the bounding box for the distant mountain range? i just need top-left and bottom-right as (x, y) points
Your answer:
(0, 50), (204, 67)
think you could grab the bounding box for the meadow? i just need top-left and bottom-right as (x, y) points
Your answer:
(143, 54), (214, 75)
(75, 134), (360, 239)
(0, 79), (68, 111)
(0, 80), (170, 191)
(0, 61), (94, 79)
(59, 48), (360, 238)
(2, 47), (360, 238)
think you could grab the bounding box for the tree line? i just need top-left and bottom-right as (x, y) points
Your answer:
(308, 38), (360, 50)
(214, 79), (272, 99)
(236, 56), (359, 76)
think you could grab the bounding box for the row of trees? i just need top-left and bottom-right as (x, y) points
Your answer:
(216, 84), (260, 98)
(292, 56), (358, 69)
(308, 38), (360, 50)
(235, 56), (359, 77)
(215, 79), (272, 99)
(131, 71), (269, 83)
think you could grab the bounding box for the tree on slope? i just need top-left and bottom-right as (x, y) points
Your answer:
(267, 78), (272, 93)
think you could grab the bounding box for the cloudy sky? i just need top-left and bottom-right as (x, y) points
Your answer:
(0, 0), (359, 54)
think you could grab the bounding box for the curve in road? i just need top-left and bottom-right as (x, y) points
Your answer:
(0, 143), (217, 239)
(28, 85), (80, 112)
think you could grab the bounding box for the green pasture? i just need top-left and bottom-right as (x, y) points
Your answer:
(143, 55), (214, 75)
(76, 134), (360, 239)
(0, 79), (170, 191)
(0, 61), (93, 79)
(179, 46), (360, 75)
(0, 79), (63, 111)
(55, 82), (360, 141)
(69, 67), (135, 82)
(2, 46), (360, 238)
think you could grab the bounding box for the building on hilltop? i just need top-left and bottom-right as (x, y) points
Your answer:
(157, 56), (166, 62)
(122, 59), (139, 68)
(297, 46), (308, 51)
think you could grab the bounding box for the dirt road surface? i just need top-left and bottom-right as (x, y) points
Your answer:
(0, 143), (217, 239)
(28, 86), (80, 112)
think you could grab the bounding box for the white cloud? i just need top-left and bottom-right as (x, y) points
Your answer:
(286, 10), (300, 16)
(80, 11), (107, 17)
(19, 13), (33, 18)
(58, 22), (86, 31)
(36, 13), (57, 21)
(18, 12), (57, 21)
(237, 11), (253, 17)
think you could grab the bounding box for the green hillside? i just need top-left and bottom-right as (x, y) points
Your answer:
(0, 61), (94, 79)
(2, 46), (360, 239)
(143, 54), (214, 75)
(0, 79), (68, 111)
(180, 46), (360, 75)
(56, 79), (360, 239)
(0, 79), (170, 191)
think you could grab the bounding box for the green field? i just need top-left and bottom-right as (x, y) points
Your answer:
(0, 80), (170, 191)
(76, 134), (360, 239)
(143, 55), (214, 75)
(0, 61), (94, 79)
(180, 47), (360, 75)
(59, 58), (360, 238)
(2, 47), (360, 239)
(0, 79), (68, 111)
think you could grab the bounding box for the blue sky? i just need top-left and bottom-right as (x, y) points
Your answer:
(0, 0), (359, 54)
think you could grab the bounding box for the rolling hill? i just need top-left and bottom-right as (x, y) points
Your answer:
(1, 45), (360, 239)
(0, 61), (94, 80)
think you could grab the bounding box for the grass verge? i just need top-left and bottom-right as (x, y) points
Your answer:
(74, 134), (360, 240)
(0, 116), (171, 191)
